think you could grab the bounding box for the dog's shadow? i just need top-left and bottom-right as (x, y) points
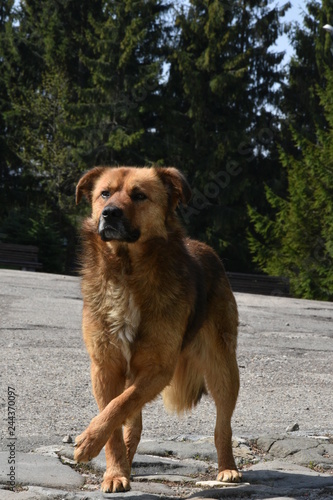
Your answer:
(188, 468), (333, 499)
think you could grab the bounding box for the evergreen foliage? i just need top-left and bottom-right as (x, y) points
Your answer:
(249, 0), (333, 300)
(5, 0), (333, 301)
(67, 0), (170, 168)
(160, 0), (289, 270)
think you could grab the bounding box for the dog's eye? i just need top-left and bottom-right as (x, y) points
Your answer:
(131, 191), (147, 202)
(101, 191), (111, 199)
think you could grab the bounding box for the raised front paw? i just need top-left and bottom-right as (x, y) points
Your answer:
(217, 469), (242, 483)
(101, 474), (130, 493)
(74, 418), (107, 463)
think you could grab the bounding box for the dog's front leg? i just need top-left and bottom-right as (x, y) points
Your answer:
(88, 362), (131, 493)
(74, 348), (177, 466)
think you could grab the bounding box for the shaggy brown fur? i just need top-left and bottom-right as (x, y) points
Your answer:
(74, 166), (241, 492)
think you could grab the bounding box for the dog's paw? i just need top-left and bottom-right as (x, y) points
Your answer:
(101, 475), (130, 493)
(74, 420), (106, 463)
(217, 469), (242, 483)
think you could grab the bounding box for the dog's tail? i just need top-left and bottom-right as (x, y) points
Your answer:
(162, 355), (206, 414)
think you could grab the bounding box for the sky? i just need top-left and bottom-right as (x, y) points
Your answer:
(277, 0), (308, 62)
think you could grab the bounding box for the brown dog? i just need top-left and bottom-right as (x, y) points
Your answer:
(74, 166), (241, 492)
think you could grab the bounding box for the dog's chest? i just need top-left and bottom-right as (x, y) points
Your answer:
(104, 284), (140, 369)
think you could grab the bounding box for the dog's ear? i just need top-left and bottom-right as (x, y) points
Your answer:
(76, 167), (106, 205)
(156, 167), (192, 210)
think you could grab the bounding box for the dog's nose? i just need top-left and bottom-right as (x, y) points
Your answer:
(102, 206), (123, 220)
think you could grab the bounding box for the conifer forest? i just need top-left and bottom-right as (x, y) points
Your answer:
(1, 0), (333, 300)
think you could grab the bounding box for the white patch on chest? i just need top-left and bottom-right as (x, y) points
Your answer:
(105, 284), (140, 372)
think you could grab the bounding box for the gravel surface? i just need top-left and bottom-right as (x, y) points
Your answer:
(0, 269), (332, 453)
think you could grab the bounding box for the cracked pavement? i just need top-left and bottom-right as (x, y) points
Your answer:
(0, 269), (332, 499)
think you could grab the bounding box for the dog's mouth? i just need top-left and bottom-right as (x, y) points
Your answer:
(98, 219), (140, 243)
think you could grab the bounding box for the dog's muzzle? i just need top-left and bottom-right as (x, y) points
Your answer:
(98, 205), (140, 243)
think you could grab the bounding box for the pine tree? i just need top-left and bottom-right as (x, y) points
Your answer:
(0, 0), (23, 219)
(159, 0), (289, 270)
(1, 0), (171, 270)
(17, 69), (74, 210)
(249, 0), (333, 299)
(3, 0), (106, 201)
(0, 0), (104, 270)
(69, 0), (171, 169)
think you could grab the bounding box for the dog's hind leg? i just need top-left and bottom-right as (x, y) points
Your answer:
(123, 410), (142, 468)
(203, 330), (242, 483)
(89, 362), (131, 493)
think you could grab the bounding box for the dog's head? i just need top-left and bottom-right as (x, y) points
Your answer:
(76, 166), (191, 243)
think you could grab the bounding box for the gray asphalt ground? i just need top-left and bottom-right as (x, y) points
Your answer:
(0, 269), (332, 499)
(1, 269), (332, 450)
